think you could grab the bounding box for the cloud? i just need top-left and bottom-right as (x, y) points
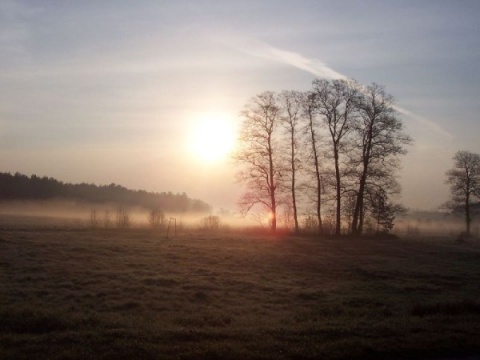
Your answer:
(221, 33), (451, 138)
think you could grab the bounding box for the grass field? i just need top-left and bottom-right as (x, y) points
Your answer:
(1, 220), (480, 359)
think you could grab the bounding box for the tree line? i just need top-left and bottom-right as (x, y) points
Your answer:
(0, 172), (211, 213)
(234, 78), (412, 236)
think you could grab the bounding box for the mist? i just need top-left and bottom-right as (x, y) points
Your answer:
(0, 199), (249, 231)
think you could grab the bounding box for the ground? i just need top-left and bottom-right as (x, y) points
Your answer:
(1, 218), (480, 359)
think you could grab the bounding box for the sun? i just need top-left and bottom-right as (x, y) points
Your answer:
(187, 113), (236, 163)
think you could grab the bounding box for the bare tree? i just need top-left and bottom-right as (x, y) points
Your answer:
(103, 210), (112, 228)
(234, 92), (283, 232)
(278, 90), (304, 234)
(313, 78), (359, 235)
(443, 150), (480, 237)
(90, 209), (99, 229)
(368, 187), (405, 234)
(302, 91), (324, 234)
(233, 80), (411, 236)
(149, 207), (165, 229)
(202, 215), (221, 231)
(350, 83), (411, 236)
(116, 207), (130, 229)
(357, 160), (403, 232)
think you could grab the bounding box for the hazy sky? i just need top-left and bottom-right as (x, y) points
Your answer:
(1, 0), (479, 212)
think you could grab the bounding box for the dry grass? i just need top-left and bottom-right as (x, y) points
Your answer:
(1, 220), (480, 359)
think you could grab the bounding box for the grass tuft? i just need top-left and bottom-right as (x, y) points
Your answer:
(0, 308), (70, 334)
(411, 299), (480, 317)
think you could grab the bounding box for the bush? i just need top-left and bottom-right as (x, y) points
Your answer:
(202, 215), (221, 231)
(302, 215), (318, 234)
(148, 208), (165, 229)
(116, 207), (130, 229)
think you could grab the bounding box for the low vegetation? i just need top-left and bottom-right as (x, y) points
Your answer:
(1, 219), (480, 359)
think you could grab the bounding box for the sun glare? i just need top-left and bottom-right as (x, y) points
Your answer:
(187, 113), (236, 163)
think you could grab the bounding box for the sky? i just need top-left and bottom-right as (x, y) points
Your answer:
(1, 0), (480, 213)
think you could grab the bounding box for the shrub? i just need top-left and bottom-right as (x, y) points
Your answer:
(148, 208), (165, 229)
(202, 215), (221, 231)
(116, 207), (130, 229)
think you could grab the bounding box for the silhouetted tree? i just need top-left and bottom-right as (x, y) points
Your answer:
(313, 78), (360, 235)
(103, 210), (112, 228)
(234, 92), (283, 232)
(278, 90), (304, 234)
(148, 208), (165, 229)
(202, 215), (221, 231)
(90, 209), (99, 228)
(115, 207), (130, 229)
(233, 79), (411, 235)
(369, 188), (405, 233)
(302, 215), (319, 234)
(302, 91), (324, 234)
(443, 150), (480, 237)
(350, 83), (411, 236)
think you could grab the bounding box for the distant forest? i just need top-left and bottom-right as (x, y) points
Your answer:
(0, 172), (211, 213)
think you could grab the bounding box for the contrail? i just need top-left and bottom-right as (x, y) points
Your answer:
(221, 34), (451, 138)
(262, 45), (347, 80)
(222, 34), (346, 80)
(393, 105), (452, 138)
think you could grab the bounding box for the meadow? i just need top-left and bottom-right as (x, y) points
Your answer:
(1, 216), (480, 359)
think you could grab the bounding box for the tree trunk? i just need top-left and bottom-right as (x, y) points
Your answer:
(268, 134), (276, 233)
(316, 174), (322, 234)
(291, 131), (299, 234)
(352, 168), (367, 236)
(292, 186), (298, 233)
(333, 146), (342, 236)
(308, 111), (323, 234)
(465, 193), (471, 237)
(359, 199), (365, 235)
(271, 194), (277, 232)
(352, 118), (374, 237)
